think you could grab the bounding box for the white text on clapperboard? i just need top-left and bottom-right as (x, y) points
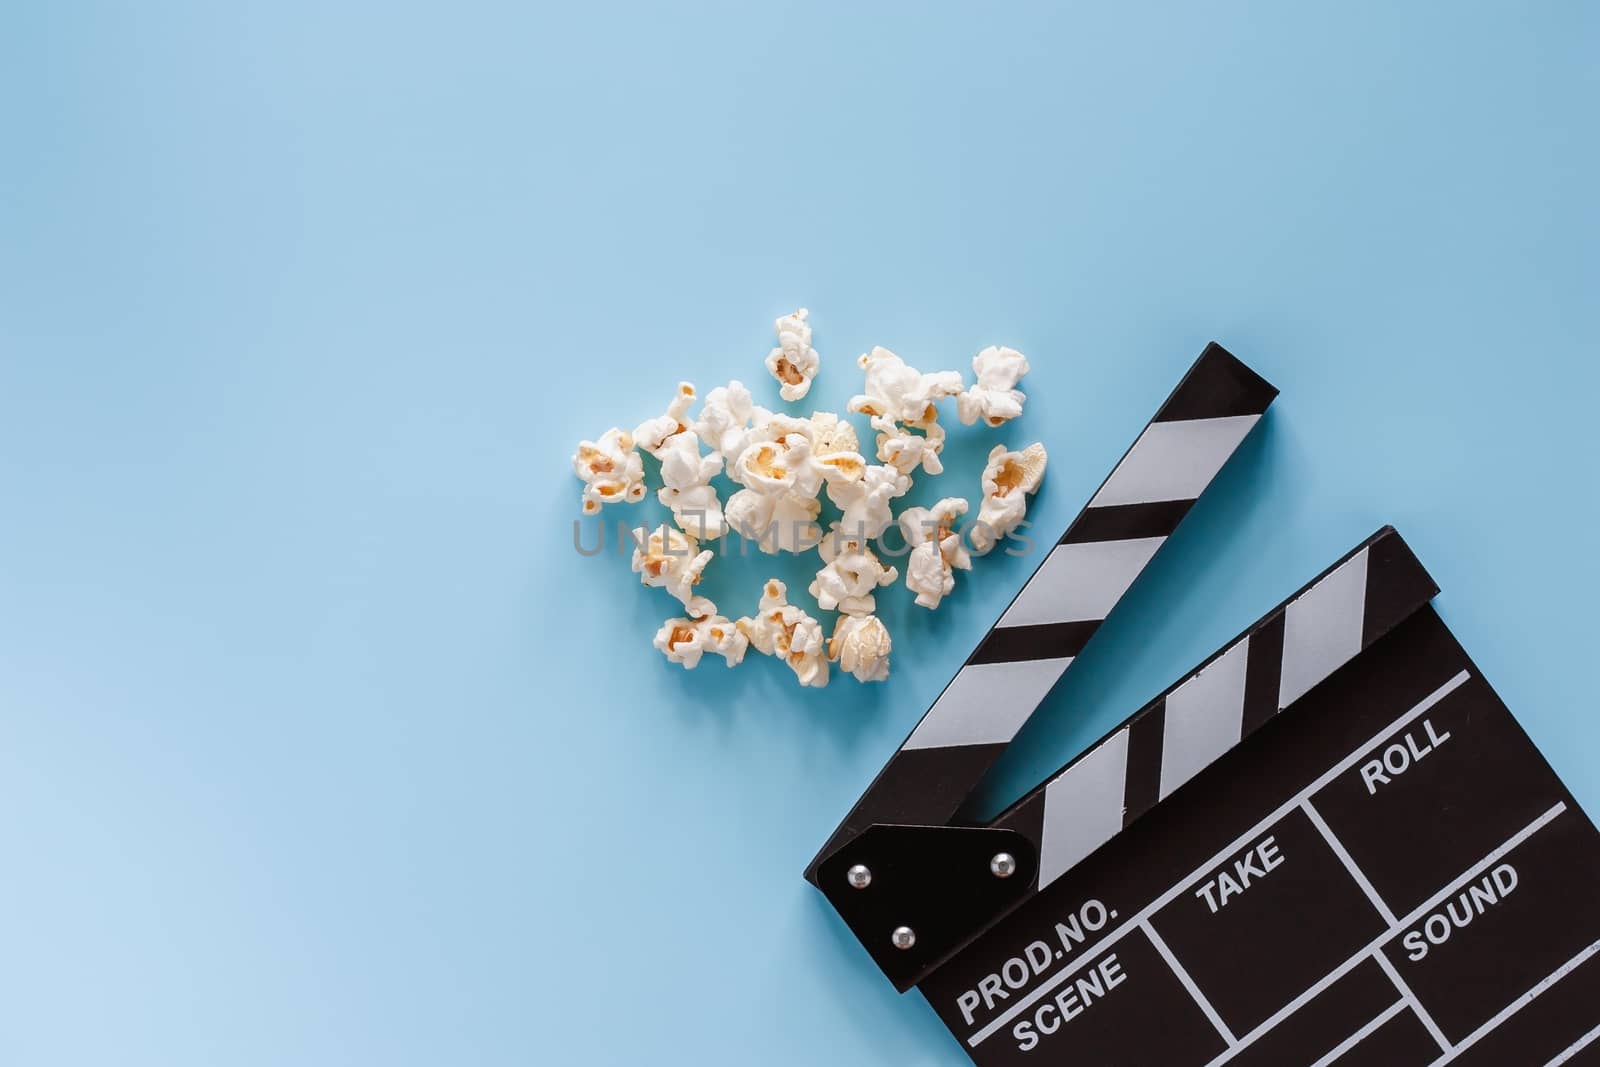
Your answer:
(954, 898), (1132, 1052)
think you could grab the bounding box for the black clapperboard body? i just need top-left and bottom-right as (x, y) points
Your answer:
(806, 346), (1600, 1066)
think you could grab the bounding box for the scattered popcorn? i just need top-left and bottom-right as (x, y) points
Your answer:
(971, 442), (1048, 555)
(849, 347), (965, 476)
(899, 497), (973, 610)
(957, 346), (1031, 427)
(635, 382), (698, 456)
(571, 428), (648, 514)
(655, 430), (727, 539)
(765, 308), (820, 402)
(653, 609), (749, 669)
(738, 579), (830, 687)
(826, 462), (911, 542)
(572, 308), (1052, 688)
(829, 613), (892, 683)
(631, 524), (716, 618)
(810, 534), (899, 616)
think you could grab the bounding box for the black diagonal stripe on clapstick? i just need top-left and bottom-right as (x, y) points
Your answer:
(967, 621), (1099, 665)
(1065, 500), (1195, 544)
(1240, 612), (1286, 735)
(1121, 700), (1168, 820)
(1154, 341), (1281, 422)
(805, 344), (1276, 881)
(992, 526), (1438, 896)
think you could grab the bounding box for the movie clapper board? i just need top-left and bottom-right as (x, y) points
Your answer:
(805, 345), (1600, 1066)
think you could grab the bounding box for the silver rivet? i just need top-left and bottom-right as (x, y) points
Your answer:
(892, 926), (916, 950)
(847, 864), (872, 890)
(990, 852), (1017, 879)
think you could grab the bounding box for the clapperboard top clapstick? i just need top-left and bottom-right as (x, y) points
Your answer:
(808, 344), (1600, 1066)
(806, 343), (1280, 989)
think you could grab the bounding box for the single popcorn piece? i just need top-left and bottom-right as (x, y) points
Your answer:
(730, 409), (863, 476)
(849, 347), (965, 476)
(849, 346), (965, 424)
(660, 481), (727, 541)
(653, 610), (749, 669)
(899, 497), (973, 610)
(724, 487), (823, 554)
(724, 426), (824, 553)
(808, 410), (859, 457)
(737, 579), (830, 688)
(727, 416), (821, 495)
(765, 490), (826, 553)
(724, 487), (778, 548)
(971, 442), (1049, 555)
(810, 533), (899, 616)
(571, 428), (648, 514)
(691, 380), (770, 464)
(829, 613), (892, 683)
(806, 410), (871, 496)
(655, 431), (721, 488)
(654, 430), (727, 539)
(800, 409), (864, 467)
(825, 462), (911, 541)
(957, 346), (1031, 427)
(871, 412), (948, 477)
(634, 381), (698, 456)
(630, 524), (715, 618)
(765, 308), (820, 402)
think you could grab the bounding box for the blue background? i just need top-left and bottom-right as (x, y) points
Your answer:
(1, 3), (1595, 1064)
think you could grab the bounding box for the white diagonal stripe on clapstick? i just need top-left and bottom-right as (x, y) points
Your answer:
(1280, 548), (1369, 708)
(902, 658), (1074, 751)
(1038, 728), (1130, 888)
(998, 537), (1166, 628)
(1160, 638), (1250, 801)
(1090, 414), (1262, 508)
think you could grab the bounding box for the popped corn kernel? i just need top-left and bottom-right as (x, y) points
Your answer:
(810, 533), (899, 616)
(957, 346), (1031, 427)
(722, 418), (835, 554)
(848, 346), (964, 424)
(899, 497), (973, 610)
(571, 428), (647, 514)
(825, 462), (911, 542)
(971, 442), (1048, 555)
(630, 524), (715, 618)
(829, 613), (892, 683)
(849, 347), (964, 476)
(807, 410), (860, 458)
(653, 609), (749, 669)
(654, 429), (727, 539)
(692, 380), (769, 465)
(765, 308), (820, 402)
(634, 381), (698, 456)
(737, 579), (830, 688)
